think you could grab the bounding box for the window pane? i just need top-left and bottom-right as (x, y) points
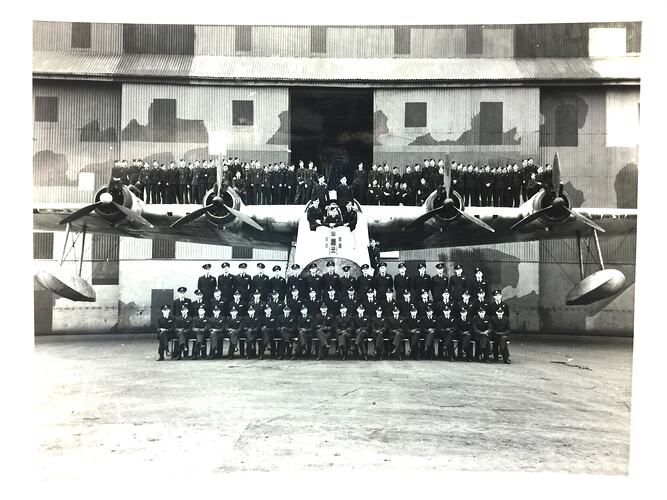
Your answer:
(33, 232), (54, 260)
(71, 22), (91, 48)
(394, 26), (411, 55)
(235, 25), (252, 52)
(34, 96), (58, 123)
(479, 101), (503, 145)
(311, 26), (327, 53)
(466, 26), (483, 55)
(405, 102), (427, 128)
(152, 239), (176, 259)
(232, 100), (254, 126)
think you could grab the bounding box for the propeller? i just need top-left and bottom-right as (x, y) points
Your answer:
(511, 152), (605, 233)
(402, 198), (495, 233)
(59, 192), (153, 229)
(217, 162), (224, 196)
(112, 202), (153, 229)
(59, 201), (103, 225)
(169, 191), (265, 231)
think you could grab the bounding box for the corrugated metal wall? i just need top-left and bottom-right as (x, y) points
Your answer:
(35, 22), (641, 59)
(120, 83), (289, 165)
(33, 80), (121, 203)
(374, 87), (540, 171)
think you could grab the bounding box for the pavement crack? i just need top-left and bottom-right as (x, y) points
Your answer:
(550, 360), (592, 371)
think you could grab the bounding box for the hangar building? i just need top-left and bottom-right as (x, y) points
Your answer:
(32, 21), (639, 335)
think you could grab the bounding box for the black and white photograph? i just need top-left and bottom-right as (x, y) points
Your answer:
(14, 0), (664, 493)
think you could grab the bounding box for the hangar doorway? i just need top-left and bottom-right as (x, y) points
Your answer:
(290, 87), (373, 186)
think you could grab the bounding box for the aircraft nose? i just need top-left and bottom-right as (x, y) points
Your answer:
(100, 193), (113, 204)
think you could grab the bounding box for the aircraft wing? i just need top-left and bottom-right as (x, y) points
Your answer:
(364, 205), (637, 251)
(33, 202), (301, 249)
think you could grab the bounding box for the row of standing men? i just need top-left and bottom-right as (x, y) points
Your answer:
(111, 157), (550, 208)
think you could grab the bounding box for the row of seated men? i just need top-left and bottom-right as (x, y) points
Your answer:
(156, 293), (511, 364)
(111, 157), (548, 208)
(195, 260), (497, 306)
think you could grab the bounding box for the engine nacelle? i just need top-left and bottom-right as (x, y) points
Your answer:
(424, 189), (465, 224)
(201, 187), (243, 227)
(93, 184), (133, 224)
(531, 189), (572, 225)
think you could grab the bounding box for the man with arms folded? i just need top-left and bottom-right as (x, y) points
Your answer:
(471, 306), (492, 363)
(490, 307), (512, 364)
(174, 304), (193, 360)
(293, 304), (315, 360)
(352, 303), (370, 361)
(206, 305), (226, 359)
(335, 304), (354, 361)
(277, 305), (296, 360)
(437, 306), (457, 361)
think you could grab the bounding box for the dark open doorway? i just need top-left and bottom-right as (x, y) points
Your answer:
(290, 87), (373, 185)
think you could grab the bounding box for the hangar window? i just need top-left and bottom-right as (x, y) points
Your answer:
(235, 25), (252, 52)
(466, 25), (483, 55)
(479, 101), (503, 145)
(34, 96), (58, 123)
(232, 246), (253, 259)
(33, 232), (54, 260)
(71, 22), (92, 49)
(555, 104), (578, 147)
(394, 26), (411, 55)
(233, 100), (254, 126)
(91, 234), (119, 285)
(311, 26), (327, 53)
(152, 239), (176, 259)
(405, 102), (427, 128)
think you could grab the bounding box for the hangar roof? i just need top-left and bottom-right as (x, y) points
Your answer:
(33, 51), (640, 85)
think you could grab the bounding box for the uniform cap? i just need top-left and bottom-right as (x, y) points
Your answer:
(202, 263), (211, 270)
(326, 260), (335, 267)
(496, 307), (505, 313)
(426, 307), (434, 313)
(462, 290), (470, 295)
(272, 265), (281, 272)
(291, 263), (301, 270)
(342, 265), (351, 272)
(360, 264), (370, 270)
(366, 289), (375, 295)
(309, 263), (318, 270)
(194, 289), (202, 296)
(347, 286), (356, 292)
(410, 304), (417, 311)
(213, 288), (220, 293)
(309, 288), (317, 294)
(230, 307), (238, 313)
(320, 303), (328, 309)
(421, 289), (428, 295)
(161, 304), (171, 311)
(181, 305), (189, 311)
(290, 286), (299, 292)
(403, 289), (411, 295)
(392, 307), (400, 313)
(435, 263), (444, 269)
(477, 289), (485, 295)
(257, 263), (265, 269)
(301, 305), (308, 310)
(492, 289), (501, 296)
(443, 306), (451, 312)
(239, 263), (247, 269)
(198, 305), (206, 310)
(253, 289), (261, 295)
(283, 305), (291, 312)
(454, 264), (462, 270)
(340, 304), (348, 310)
(357, 304), (365, 310)
(177, 286), (187, 293)
(271, 289), (279, 295)
(264, 304), (272, 310)
(418, 263), (426, 269)
(378, 262), (387, 268)
(328, 285), (336, 291)
(397, 262), (406, 269)
(385, 289), (394, 294)
(212, 305), (221, 312)
(233, 290), (241, 295)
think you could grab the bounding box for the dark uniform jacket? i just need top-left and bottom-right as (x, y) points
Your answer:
(248, 299), (267, 316)
(455, 315), (472, 333)
(226, 298), (248, 317)
(304, 298), (321, 317)
(175, 315), (192, 330)
(422, 315), (438, 331)
(296, 314), (315, 333)
(343, 208), (358, 231)
(448, 274), (468, 299)
(471, 315), (491, 335)
(393, 274), (413, 297)
(405, 315), (423, 332)
(192, 315), (209, 330)
(471, 279), (489, 297)
(357, 274), (374, 296)
(286, 298), (303, 318)
(431, 274), (449, 302)
(416, 299), (434, 318)
(335, 314), (354, 333)
(190, 299), (208, 316)
(156, 315), (175, 333)
(277, 313), (296, 332)
(217, 274), (236, 301)
(374, 272), (393, 297)
(172, 297), (192, 316)
(489, 300), (510, 316)
(320, 272), (341, 295)
(490, 315), (510, 334)
(397, 296), (413, 317)
(252, 274), (270, 301)
(455, 299), (473, 316)
(323, 297), (341, 316)
(313, 313), (335, 333)
(336, 184), (354, 205)
(234, 273), (252, 301)
(206, 315), (226, 332)
(413, 273), (432, 296)
(261, 314), (279, 332)
(370, 314), (386, 333)
(352, 314), (370, 332)
(311, 182), (329, 204)
(434, 299), (455, 316)
(380, 298), (399, 317)
(339, 275), (357, 294)
(225, 316), (243, 332)
(197, 274), (217, 302)
(269, 277), (287, 302)
(384, 315), (405, 332)
(266, 299), (284, 317)
(287, 276), (307, 297)
(437, 315), (456, 332)
(471, 299), (492, 317)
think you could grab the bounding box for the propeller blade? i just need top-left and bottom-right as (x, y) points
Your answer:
(59, 202), (101, 225)
(558, 182), (564, 197)
(565, 207), (606, 233)
(169, 205), (213, 228)
(401, 207), (442, 231)
(552, 152), (561, 190)
(443, 158), (452, 200)
(223, 204), (264, 231)
(217, 162), (223, 196)
(454, 207), (495, 233)
(510, 206), (554, 231)
(112, 202), (154, 229)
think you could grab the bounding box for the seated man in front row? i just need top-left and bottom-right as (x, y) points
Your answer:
(307, 198), (323, 231)
(490, 307), (511, 364)
(156, 304), (175, 361)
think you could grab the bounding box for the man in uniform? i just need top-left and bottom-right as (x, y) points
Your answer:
(304, 288), (321, 317)
(197, 263), (217, 305)
(342, 201), (358, 231)
(307, 198), (323, 231)
(342, 285), (359, 313)
(405, 305), (423, 360)
(248, 289), (267, 317)
(471, 306), (492, 362)
(480, 165), (493, 207)
(456, 289), (473, 317)
(225, 307), (243, 359)
(437, 306), (457, 361)
(421, 306), (439, 360)
(323, 286), (341, 316)
(166, 161), (179, 203)
(217, 262), (236, 303)
(156, 304), (175, 361)
(277, 305), (296, 359)
(352, 303), (370, 360)
(206, 305), (226, 359)
(357, 264), (374, 297)
(338, 265), (356, 295)
(252, 263), (270, 301)
(370, 306), (387, 360)
(287, 264), (306, 297)
(226, 289), (247, 318)
(398, 289), (414, 317)
(367, 179), (380, 205)
(258, 304), (278, 359)
(178, 159), (190, 204)
(190, 304), (209, 360)
(380, 289), (398, 317)
(190, 289), (208, 317)
(490, 306), (511, 364)
(335, 304), (354, 360)
(368, 240), (381, 271)
(172, 286), (192, 320)
(448, 264), (467, 302)
(362, 288), (379, 314)
(314, 304), (335, 361)
(234, 263), (252, 302)
(311, 174), (329, 206)
(286, 287), (303, 319)
(386, 307), (407, 360)
(455, 307), (473, 361)
(293, 304), (315, 360)
(374, 262), (393, 298)
(431, 263), (448, 303)
(471, 268), (489, 297)
(295, 160), (307, 205)
(209, 288), (225, 315)
(174, 304), (193, 360)
(490, 289), (510, 316)
(269, 265), (287, 302)
(352, 162), (368, 204)
(393, 262), (412, 298)
(413, 263), (432, 299)
(434, 289), (455, 318)
(471, 288), (492, 318)
(320, 261), (340, 297)
(267, 289), (284, 317)
(416, 289), (434, 318)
